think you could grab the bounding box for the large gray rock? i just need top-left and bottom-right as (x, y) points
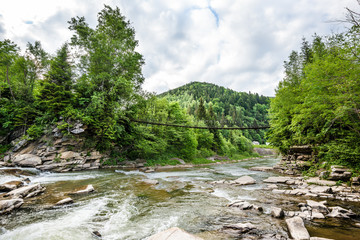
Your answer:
(142, 179), (159, 185)
(286, 216), (310, 240)
(233, 176), (256, 185)
(328, 165), (352, 181)
(222, 222), (256, 235)
(5, 183), (45, 198)
(13, 154), (42, 167)
(55, 197), (74, 206)
(327, 206), (356, 219)
(0, 181), (24, 192)
(148, 227), (203, 240)
(271, 206), (284, 218)
(306, 200), (328, 214)
(70, 185), (95, 195)
(263, 176), (292, 183)
(0, 198), (24, 214)
(228, 200), (253, 210)
(250, 166), (274, 172)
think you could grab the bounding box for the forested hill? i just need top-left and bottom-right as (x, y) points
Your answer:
(159, 82), (270, 143)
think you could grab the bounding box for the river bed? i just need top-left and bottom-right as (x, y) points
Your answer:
(1, 157), (360, 240)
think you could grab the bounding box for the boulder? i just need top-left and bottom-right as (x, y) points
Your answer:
(71, 185), (95, 195)
(285, 216), (310, 240)
(55, 197), (74, 206)
(0, 181), (24, 192)
(233, 176), (256, 185)
(0, 198), (24, 214)
(309, 186), (333, 194)
(305, 200), (328, 214)
(5, 183), (45, 198)
(143, 179), (159, 185)
(60, 151), (81, 159)
(228, 200), (253, 210)
(327, 206), (356, 219)
(263, 176), (292, 183)
(250, 166), (274, 172)
(271, 207), (284, 218)
(306, 178), (336, 186)
(148, 227), (203, 240)
(13, 154), (42, 167)
(222, 222), (256, 235)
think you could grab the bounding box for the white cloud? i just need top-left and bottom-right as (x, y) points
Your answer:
(1, 0), (359, 96)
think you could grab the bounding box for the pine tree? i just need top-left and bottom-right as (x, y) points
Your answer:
(37, 44), (73, 116)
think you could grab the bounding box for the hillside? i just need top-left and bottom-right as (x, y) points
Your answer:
(159, 82), (270, 143)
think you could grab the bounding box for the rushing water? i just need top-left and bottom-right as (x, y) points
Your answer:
(1, 157), (360, 240)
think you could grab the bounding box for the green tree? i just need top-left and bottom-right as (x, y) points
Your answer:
(37, 43), (73, 116)
(68, 5), (144, 149)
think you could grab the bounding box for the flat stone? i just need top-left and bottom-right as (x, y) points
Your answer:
(0, 198), (24, 214)
(266, 184), (278, 189)
(263, 176), (292, 183)
(5, 184), (45, 198)
(309, 186), (333, 194)
(60, 151), (81, 159)
(306, 200), (328, 213)
(55, 197), (73, 206)
(311, 212), (325, 219)
(228, 200), (253, 210)
(0, 181), (24, 192)
(223, 222), (256, 234)
(233, 176), (256, 185)
(271, 206), (284, 218)
(327, 206), (356, 219)
(250, 166), (274, 172)
(148, 227), (203, 240)
(306, 178), (336, 186)
(143, 179), (159, 185)
(286, 216), (310, 240)
(13, 154), (42, 167)
(71, 185), (95, 195)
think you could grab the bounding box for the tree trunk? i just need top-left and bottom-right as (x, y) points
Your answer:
(6, 66), (16, 101)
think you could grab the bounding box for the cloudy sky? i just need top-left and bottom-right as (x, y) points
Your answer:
(0, 0), (358, 96)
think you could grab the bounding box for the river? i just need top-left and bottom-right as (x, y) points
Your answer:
(1, 157), (360, 240)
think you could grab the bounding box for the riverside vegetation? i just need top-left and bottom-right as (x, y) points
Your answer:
(2, 4), (360, 240)
(0, 6), (267, 165)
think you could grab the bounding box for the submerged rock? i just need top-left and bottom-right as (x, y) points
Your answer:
(285, 216), (310, 240)
(0, 198), (24, 214)
(4, 183), (45, 199)
(232, 176), (256, 185)
(142, 179), (159, 185)
(250, 166), (274, 172)
(222, 222), (256, 236)
(148, 227), (203, 240)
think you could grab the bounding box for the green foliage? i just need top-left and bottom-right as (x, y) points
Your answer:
(268, 28), (360, 169)
(0, 6), (261, 166)
(159, 82), (270, 143)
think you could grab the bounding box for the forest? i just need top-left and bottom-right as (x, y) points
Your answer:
(159, 82), (270, 144)
(267, 9), (360, 170)
(0, 5), (265, 164)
